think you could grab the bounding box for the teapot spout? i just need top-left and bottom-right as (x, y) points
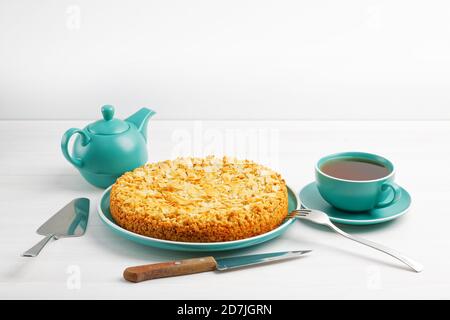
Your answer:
(125, 108), (156, 142)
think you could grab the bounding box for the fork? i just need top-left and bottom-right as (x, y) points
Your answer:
(289, 209), (423, 273)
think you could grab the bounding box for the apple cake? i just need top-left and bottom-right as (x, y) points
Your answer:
(110, 156), (288, 242)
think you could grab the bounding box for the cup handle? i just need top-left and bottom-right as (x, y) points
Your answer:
(61, 128), (90, 169)
(375, 182), (401, 208)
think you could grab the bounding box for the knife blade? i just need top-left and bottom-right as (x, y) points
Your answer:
(123, 250), (311, 283)
(22, 198), (90, 257)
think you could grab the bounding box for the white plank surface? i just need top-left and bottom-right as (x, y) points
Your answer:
(0, 120), (449, 299)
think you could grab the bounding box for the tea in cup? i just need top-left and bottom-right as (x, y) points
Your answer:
(315, 152), (401, 212)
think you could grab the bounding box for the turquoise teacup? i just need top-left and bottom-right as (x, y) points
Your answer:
(315, 152), (401, 212)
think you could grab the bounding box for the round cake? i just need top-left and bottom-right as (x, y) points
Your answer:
(110, 156), (288, 242)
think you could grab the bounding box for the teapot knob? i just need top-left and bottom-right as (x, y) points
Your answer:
(101, 105), (115, 121)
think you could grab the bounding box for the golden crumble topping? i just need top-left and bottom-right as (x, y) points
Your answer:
(110, 156), (288, 242)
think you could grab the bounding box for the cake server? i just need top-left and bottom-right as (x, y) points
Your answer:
(123, 250), (311, 282)
(22, 198), (90, 257)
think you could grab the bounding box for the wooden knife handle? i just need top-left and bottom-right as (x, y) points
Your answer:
(123, 256), (217, 283)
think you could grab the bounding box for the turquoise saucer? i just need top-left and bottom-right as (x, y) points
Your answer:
(299, 182), (411, 225)
(97, 185), (298, 252)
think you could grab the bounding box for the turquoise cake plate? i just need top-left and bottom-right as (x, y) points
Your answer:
(299, 182), (411, 225)
(98, 185), (298, 252)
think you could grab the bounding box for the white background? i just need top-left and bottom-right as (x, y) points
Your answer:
(1, 0), (450, 120)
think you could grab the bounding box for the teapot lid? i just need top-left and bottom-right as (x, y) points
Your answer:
(87, 105), (129, 135)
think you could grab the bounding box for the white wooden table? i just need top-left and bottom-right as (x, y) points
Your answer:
(1, 120), (449, 299)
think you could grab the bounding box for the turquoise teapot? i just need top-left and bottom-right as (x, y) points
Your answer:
(61, 105), (156, 188)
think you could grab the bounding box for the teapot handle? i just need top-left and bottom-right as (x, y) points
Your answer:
(61, 128), (91, 168)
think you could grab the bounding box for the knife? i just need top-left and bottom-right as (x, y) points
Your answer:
(123, 250), (311, 282)
(22, 198), (90, 257)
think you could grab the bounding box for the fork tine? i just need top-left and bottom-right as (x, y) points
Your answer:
(288, 212), (307, 218)
(287, 209), (311, 219)
(294, 210), (311, 214)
